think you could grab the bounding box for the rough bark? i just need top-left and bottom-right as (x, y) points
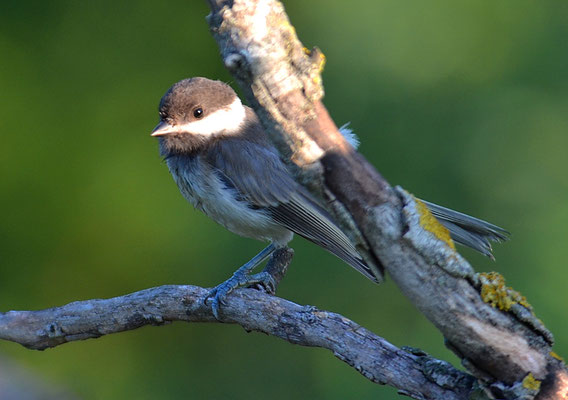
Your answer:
(0, 284), (476, 400)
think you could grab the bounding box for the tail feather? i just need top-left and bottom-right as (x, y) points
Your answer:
(420, 199), (510, 258)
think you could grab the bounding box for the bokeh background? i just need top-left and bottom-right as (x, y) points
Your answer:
(1, 0), (567, 398)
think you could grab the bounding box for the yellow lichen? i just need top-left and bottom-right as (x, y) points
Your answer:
(522, 373), (541, 391)
(415, 197), (455, 250)
(315, 50), (326, 73)
(479, 272), (532, 311)
(550, 351), (564, 361)
(304, 47), (326, 74)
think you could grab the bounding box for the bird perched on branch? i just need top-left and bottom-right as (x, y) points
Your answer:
(151, 77), (509, 318)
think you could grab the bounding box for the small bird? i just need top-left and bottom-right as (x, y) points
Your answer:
(152, 77), (509, 318)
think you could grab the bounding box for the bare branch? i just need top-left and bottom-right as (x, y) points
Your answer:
(0, 284), (476, 400)
(205, 0), (568, 398)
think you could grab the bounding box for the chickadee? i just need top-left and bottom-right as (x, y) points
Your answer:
(152, 77), (508, 317)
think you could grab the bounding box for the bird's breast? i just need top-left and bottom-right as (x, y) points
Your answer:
(166, 156), (292, 245)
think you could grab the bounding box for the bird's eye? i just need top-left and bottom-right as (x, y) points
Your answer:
(193, 107), (204, 119)
(159, 111), (167, 120)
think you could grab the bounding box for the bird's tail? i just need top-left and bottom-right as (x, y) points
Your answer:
(420, 199), (510, 259)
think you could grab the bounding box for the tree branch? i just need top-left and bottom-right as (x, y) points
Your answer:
(0, 284), (476, 400)
(205, 0), (568, 398)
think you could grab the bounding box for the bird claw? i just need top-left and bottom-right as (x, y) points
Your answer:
(205, 285), (228, 320)
(251, 272), (277, 295)
(205, 270), (277, 319)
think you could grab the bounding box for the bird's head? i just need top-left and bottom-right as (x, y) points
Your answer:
(151, 77), (246, 154)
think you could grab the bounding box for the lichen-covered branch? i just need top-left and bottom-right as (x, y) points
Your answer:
(205, 0), (568, 398)
(0, 284), (476, 400)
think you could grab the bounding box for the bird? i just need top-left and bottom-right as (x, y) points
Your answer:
(151, 77), (509, 318)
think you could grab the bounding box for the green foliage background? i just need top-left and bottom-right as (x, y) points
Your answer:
(1, 1), (567, 398)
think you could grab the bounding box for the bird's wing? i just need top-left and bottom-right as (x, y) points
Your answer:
(207, 138), (293, 207)
(207, 139), (379, 283)
(268, 191), (379, 282)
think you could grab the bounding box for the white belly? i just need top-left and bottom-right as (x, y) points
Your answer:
(167, 157), (293, 246)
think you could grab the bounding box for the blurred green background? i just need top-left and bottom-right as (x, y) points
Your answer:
(1, 0), (567, 398)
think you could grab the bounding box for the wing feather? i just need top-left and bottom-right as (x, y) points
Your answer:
(206, 137), (378, 282)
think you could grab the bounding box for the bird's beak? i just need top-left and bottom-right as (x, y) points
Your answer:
(151, 121), (176, 137)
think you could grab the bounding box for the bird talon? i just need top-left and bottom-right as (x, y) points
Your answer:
(249, 272), (277, 294)
(210, 297), (222, 320)
(206, 284), (231, 320)
(206, 269), (278, 319)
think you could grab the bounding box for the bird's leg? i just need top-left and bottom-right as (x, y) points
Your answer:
(206, 243), (277, 319)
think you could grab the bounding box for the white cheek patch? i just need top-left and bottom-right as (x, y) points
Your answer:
(179, 97), (246, 137)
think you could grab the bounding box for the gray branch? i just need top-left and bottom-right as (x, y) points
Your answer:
(0, 284), (475, 400)
(205, 0), (568, 398)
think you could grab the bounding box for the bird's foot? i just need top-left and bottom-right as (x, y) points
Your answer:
(206, 270), (277, 320)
